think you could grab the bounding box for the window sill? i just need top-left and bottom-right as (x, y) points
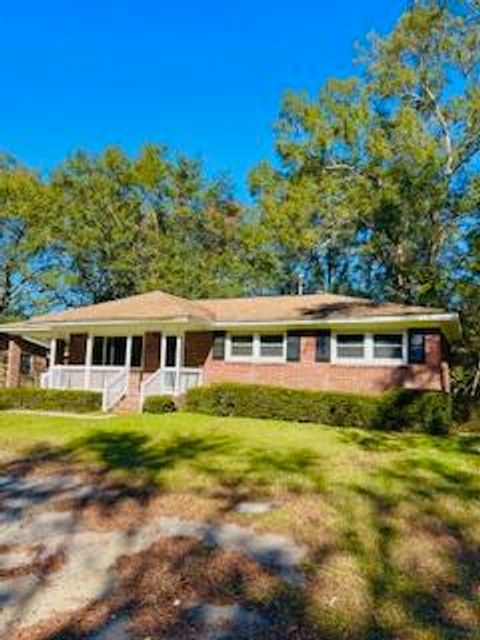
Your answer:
(224, 358), (287, 365)
(332, 360), (408, 367)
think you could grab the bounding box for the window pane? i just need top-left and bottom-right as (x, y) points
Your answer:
(231, 335), (253, 357)
(92, 337), (104, 365)
(131, 336), (143, 367)
(20, 353), (32, 375)
(112, 337), (127, 365)
(165, 336), (177, 368)
(105, 337), (127, 366)
(260, 334), (284, 358)
(337, 334), (365, 359)
(374, 334), (403, 360)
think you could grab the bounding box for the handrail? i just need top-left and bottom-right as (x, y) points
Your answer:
(102, 368), (129, 412)
(140, 367), (202, 409)
(40, 371), (50, 389)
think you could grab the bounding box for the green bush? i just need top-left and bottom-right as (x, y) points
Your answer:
(143, 395), (177, 414)
(185, 383), (378, 428)
(451, 395), (480, 432)
(185, 383), (452, 434)
(378, 388), (452, 434)
(0, 388), (102, 413)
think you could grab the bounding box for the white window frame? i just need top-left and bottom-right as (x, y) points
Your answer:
(332, 331), (407, 366)
(226, 332), (287, 363)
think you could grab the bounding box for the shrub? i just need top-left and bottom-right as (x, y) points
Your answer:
(0, 388), (102, 413)
(185, 383), (378, 428)
(378, 388), (452, 434)
(143, 395), (177, 414)
(185, 383), (452, 434)
(451, 395), (480, 432)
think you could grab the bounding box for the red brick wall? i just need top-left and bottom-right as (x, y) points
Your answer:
(5, 338), (21, 388)
(184, 331), (448, 394)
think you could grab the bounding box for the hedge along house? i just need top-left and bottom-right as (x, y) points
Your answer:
(1, 290), (460, 412)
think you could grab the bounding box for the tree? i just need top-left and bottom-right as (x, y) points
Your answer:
(250, 0), (480, 304)
(0, 156), (58, 317)
(49, 145), (259, 304)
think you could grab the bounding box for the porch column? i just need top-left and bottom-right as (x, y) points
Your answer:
(84, 334), (93, 389)
(5, 337), (21, 388)
(125, 335), (133, 370)
(176, 335), (183, 394)
(50, 337), (57, 367)
(49, 337), (57, 388)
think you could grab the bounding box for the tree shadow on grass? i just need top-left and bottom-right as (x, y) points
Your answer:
(65, 429), (233, 486)
(340, 428), (480, 457)
(192, 445), (325, 512)
(337, 451), (480, 639)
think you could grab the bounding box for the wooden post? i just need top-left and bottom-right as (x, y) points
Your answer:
(84, 334), (93, 389)
(49, 337), (57, 388)
(176, 335), (183, 395)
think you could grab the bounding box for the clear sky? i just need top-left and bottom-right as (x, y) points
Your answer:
(0, 0), (406, 198)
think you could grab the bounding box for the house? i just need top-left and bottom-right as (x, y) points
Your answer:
(0, 333), (48, 388)
(1, 290), (460, 412)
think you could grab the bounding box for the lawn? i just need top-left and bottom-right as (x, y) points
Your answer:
(0, 411), (479, 638)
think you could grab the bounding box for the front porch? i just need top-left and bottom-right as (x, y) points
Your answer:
(41, 333), (203, 412)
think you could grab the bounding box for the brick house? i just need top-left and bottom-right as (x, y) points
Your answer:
(1, 290), (460, 412)
(0, 333), (48, 388)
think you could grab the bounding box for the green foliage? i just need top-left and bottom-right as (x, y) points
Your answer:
(48, 145), (262, 305)
(250, 0), (480, 303)
(378, 388), (452, 435)
(452, 394), (480, 431)
(0, 388), (102, 413)
(185, 382), (452, 434)
(0, 156), (60, 317)
(143, 395), (177, 414)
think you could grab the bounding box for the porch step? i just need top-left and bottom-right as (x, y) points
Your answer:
(113, 370), (142, 414)
(114, 393), (141, 414)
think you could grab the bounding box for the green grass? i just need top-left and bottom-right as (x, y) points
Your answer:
(0, 411), (479, 638)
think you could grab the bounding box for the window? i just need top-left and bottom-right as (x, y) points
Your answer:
(20, 353), (32, 375)
(259, 334), (284, 359)
(336, 334), (365, 359)
(91, 336), (143, 367)
(230, 334), (254, 358)
(373, 334), (403, 360)
(226, 333), (286, 361)
(92, 337), (105, 366)
(107, 337), (126, 365)
(131, 336), (143, 367)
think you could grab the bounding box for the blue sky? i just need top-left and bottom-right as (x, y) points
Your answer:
(0, 0), (406, 198)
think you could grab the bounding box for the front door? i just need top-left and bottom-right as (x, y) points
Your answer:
(162, 335), (181, 393)
(164, 335), (178, 369)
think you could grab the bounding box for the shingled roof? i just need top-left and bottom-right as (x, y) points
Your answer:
(199, 293), (444, 323)
(14, 289), (450, 327)
(27, 290), (214, 324)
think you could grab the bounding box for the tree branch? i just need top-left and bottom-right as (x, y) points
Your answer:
(422, 82), (454, 175)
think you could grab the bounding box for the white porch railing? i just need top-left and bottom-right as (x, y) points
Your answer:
(43, 365), (124, 391)
(41, 365), (128, 412)
(140, 367), (202, 406)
